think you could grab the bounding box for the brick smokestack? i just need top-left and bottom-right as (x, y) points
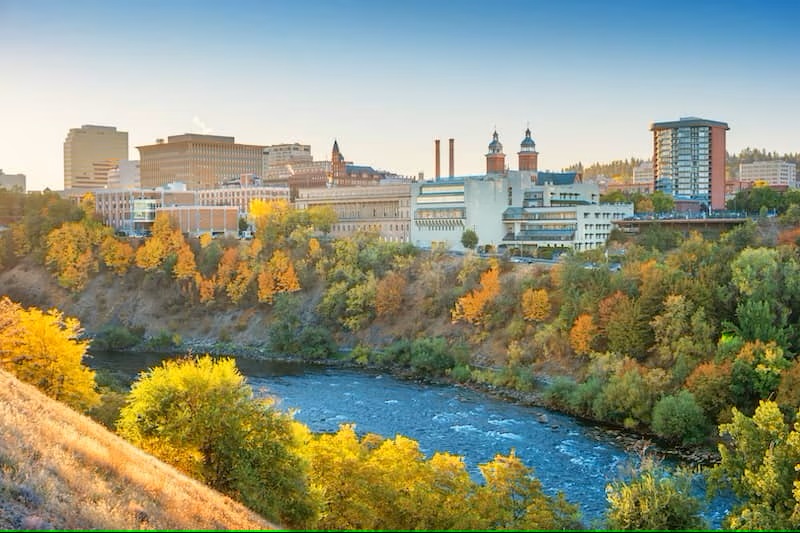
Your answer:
(435, 139), (441, 179)
(449, 138), (454, 177)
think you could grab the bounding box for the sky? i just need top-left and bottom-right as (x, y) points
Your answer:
(1, 0), (799, 191)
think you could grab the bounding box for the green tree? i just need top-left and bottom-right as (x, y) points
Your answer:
(117, 355), (314, 527)
(651, 390), (708, 445)
(461, 228), (479, 250)
(650, 191), (675, 213)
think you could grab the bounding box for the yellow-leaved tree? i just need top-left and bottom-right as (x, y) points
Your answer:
(452, 260), (501, 325)
(99, 234), (134, 275)
(521, 287), (551, 322)
(134, 212), (185, 271)
(257, 249), (300, 304)
(0, 297), (100, 411)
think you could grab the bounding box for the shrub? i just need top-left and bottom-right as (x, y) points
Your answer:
(651, 391), (708, 445)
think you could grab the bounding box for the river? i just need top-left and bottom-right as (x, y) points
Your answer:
(88, 351), (733, 527)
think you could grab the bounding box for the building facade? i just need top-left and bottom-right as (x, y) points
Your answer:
(739, 160), (797, 188)
(0, 170), (26, 192)
(137, 134), (264, 190)
(94, 184), (289, 235)
(295, 182), (412, 242)
(410, 129), (627, 253)
(106, 160), (141, 190)
(651, 117), (729, 211)
(262, 143), (312, 175)
(64, 125), (128, 189)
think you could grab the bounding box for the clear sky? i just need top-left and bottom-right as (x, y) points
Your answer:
(1, 0), (799, 191)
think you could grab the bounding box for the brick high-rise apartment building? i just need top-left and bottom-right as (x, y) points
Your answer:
(650, 117), (729, 211)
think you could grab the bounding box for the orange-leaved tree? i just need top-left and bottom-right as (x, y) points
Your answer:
(452, 260), (501, 326)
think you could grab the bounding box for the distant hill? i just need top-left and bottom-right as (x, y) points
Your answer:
(563, 157), (644, 181)
(0, 370), (276, 530)
(564, 148), (800, 182)
(726, 147), (800, 178)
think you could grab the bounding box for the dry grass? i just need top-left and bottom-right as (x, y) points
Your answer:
(0, 370), (277, 530)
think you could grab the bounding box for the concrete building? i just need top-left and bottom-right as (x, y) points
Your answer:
(64, 125), (128, 189)
(107, 160), (140, 189)
(94, 183), (289, 236)
(262, 143), (312, 176)
(137, 134), (264, 190)
(502, 183), (633, 254)
(651, 117), (729, 211)
(410, 129), (629, 253)
(633, 160), (654, 187)
(295, 182), (412, 242)
(0, 170), (26, 192)
(739, 160), (797, 188)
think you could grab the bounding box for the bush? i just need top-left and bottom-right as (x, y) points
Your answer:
(606, 467), (706, 530)
(296, 326), (336, 360)
(117, 356), (314, 526)
(92, 324), (143, 351)
(651, 391), (708, 445)
(145, 329), (181, 350)
(409, 337), (455, 376)
(448, 364), (472, 383)
(543, 376), (578, 409)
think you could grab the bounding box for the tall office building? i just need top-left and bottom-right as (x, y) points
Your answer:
(64, 125), (128, 189)
(650, 117), (729, 210)
(137, 134), (264, 190)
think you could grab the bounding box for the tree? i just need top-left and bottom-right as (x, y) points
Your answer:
(651, 391), (708, 445)
(0, 298), (100, 411)
(521, 288), (551, 322)
(569, 314), (597, 356)
(461, 228), (479, 250)
(257, 249), (301, 304)
(650, 191), (675, 213)
(606, 463), (706, 530)
(375, 271), (406, 318)
(99, 234), (134, 275)
(711, 400), (800, 530)
(452, 260), (501, 326)
(650, 294), (716, 383)
(117, 355), (314, 527)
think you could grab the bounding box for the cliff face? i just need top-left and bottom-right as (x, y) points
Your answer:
(1, 259), (273, 351)
(0, 257), (476, 358)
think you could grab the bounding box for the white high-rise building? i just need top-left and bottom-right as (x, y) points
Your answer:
(739, 160), (797, 188)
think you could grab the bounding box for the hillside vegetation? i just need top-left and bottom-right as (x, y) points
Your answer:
(6, 187), (800, 528)
(0, 369), (275, 530)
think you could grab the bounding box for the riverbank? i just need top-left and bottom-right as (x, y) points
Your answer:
(96, 339), (721, 469)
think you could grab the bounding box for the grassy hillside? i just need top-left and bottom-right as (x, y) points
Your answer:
(0, 369), (276, 530)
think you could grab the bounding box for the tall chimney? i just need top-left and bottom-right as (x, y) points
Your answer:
(449, 138), (454, 177)
(435, 139), (441, 179)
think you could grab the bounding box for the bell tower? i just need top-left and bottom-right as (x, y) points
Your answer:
(485, 130), (505, 174)
(518, 127), (538, 171)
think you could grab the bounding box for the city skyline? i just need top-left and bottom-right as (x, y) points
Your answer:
(1, 0), (799, 191)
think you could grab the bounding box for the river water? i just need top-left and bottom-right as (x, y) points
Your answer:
(89, 351), (733, 527)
